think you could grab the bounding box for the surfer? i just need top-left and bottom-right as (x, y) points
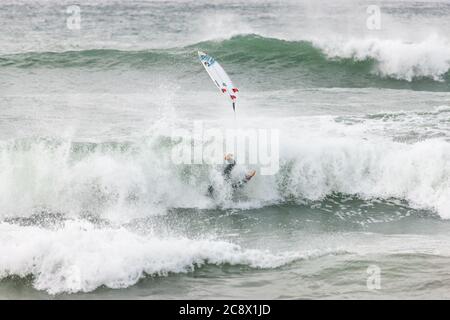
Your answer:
(208, 153), (256, 196)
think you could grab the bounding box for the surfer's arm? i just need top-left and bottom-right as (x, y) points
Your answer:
(231, 170), (256, 190)
(231, 178), (248, 190)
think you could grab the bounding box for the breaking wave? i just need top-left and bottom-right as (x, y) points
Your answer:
(0, 108), (449, 220)
(2, 35), (450, 91)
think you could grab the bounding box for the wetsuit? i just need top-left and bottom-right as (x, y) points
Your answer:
(207, 159), (237, 195)
(223, 159), (236, 181)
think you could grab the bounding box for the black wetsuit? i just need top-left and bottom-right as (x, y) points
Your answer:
(208, 159), (248, 195)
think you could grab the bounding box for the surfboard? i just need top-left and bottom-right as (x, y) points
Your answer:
(198, 51), (239, 111)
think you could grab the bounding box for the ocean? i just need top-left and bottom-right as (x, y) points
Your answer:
(0, 0), (450, 299)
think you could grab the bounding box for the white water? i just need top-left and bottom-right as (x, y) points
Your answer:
(1, 0), (450, 298)
(2, 219), (450, 294)
(0, 220), (305, 294)
(312, 34), (450, 81)
(1, 107), (449, 219)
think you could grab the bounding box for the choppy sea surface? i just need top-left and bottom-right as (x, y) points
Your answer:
(1, 0), (450, 299)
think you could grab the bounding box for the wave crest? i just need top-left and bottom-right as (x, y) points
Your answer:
(314, 34), (450, 81)
(2, 34), (450, 89)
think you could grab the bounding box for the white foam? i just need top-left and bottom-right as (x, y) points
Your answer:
(0, 137), (210, 221)
(2, 219), (450, 294)
(313, 34), (450, 81)
(0, 220), (304, 294)
(0, 110), (449, 219)
(280, 134), (450, 218)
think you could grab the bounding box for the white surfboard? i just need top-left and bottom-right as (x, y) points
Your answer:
(198, 51), (239, 111)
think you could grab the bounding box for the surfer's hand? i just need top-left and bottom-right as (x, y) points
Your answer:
(245, 170), (256, 180)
